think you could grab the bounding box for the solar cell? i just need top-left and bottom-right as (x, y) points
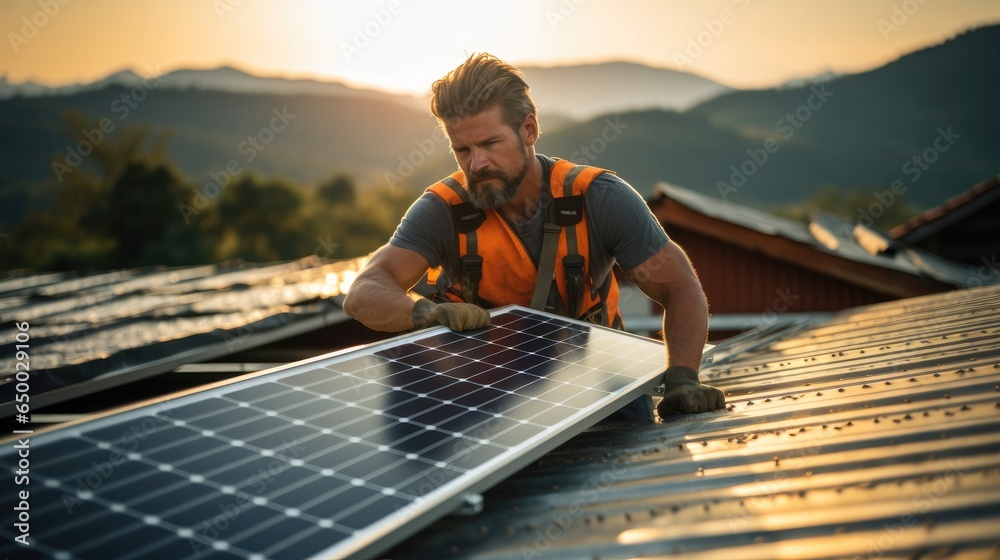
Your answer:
(0, 306), (664, 559)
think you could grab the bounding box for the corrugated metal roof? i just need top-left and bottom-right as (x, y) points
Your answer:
(0, 255), (365, 414)
(387, 283), (1000, 559)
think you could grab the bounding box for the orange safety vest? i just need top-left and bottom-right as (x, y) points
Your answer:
(423, 159), (623, 329)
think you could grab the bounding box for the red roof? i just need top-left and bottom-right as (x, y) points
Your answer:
(888, 174), (1000, 242)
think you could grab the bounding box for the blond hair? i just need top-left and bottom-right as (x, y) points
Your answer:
(430, 53), (537, 132)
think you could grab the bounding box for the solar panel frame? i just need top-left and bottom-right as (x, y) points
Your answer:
(1, 305), (666, 559)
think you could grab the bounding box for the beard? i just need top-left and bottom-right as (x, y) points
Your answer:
(467, 146), (531, 210)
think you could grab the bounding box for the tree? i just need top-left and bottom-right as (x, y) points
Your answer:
(772, 185), (923, 231)
(317, 174), (356, 206)
(212, 175), (308, 262)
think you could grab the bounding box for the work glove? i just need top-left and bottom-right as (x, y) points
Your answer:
(656, 365), (726, 416)
(412, 299), (490, 331)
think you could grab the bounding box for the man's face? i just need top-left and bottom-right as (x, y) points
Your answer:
(444, 105), (532, 210)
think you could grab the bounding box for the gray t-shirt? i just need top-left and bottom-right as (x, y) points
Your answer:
(389, 154), (669, 294)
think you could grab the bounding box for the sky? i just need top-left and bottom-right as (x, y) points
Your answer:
(2, 0), (999, 94)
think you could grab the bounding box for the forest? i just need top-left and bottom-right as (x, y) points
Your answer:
(0, 117), (415, 271)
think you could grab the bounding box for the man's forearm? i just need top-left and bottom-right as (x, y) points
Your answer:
(343, 267), (417, 332)
(660, 282), (709, 370)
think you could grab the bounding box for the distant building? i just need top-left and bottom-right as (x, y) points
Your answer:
(888, 174), (1000, 266)
(640, 183), (992, 339)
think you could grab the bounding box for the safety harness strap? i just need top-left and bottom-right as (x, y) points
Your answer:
(529, 223), (563, 311)
(440, 176), (487, 306)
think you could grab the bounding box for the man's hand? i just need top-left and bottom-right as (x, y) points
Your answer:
(412, 299), (490, 331)
(656, 365), (726, 416)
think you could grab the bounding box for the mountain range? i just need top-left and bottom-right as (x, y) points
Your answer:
(0, 24), (997, 229)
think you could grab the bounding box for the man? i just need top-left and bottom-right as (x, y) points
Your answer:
(343, 53), (724, 421)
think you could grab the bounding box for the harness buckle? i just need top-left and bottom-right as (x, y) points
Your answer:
(562, 254), (585, 317)
(461, 255), (484, 305)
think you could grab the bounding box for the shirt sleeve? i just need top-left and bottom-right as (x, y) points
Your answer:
(585, 173), (669, 272)
(388, 192), (455, 269)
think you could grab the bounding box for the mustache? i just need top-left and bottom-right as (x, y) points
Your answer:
(469, 169), (504, 183)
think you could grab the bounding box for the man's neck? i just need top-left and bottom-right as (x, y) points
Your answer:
(499, 153), (544, 224)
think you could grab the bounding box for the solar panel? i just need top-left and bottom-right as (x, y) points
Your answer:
(0, 305), (665, 559)
(0, 256), (363, 417)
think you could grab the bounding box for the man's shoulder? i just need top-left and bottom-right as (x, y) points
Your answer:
(412, 189), (452, 212)
(539, 153), (630, 192)
(584, 167), (634, 198)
